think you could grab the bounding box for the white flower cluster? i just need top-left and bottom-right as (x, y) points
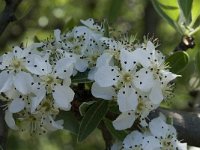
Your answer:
(111, 115), (187, 150)
(92, 35), (179, 129)
(0, 18), (186, 149)
(0, 18), (105, 135)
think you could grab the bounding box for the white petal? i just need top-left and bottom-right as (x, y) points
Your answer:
(2, 52), (13, 67)
(149, 81), (163, 104)
(88, 68), (97, 80)
(113, 111), (135, 130)
(123, 131), (143, 149)
(13, 46), (25, 58)
(31, 83), (46, 112)
(8, 98), (25, 113)
(91, 82), (116, 100)
(55, 57), (74, 78)
(117, 87), (138, 112)
(54, 29), (61, 42)
(53, 85), (74, 110)
(149, 116), (169, 138)
(96, 53), (113, 68)
(5, 110), (18, 130)
(75, 58), (88, 72)
(0, 71), (13, 92)
(26, 54), (52, 75)
(146, 41), (155, 53)
(120, 49), (137, 71)
(134, 68), (154, 92)
(13, 72), (33, 94)
(31, 96), (44, 113)
(45, 116), (63, 131)
(161, 70), (180, 84)
(94, 66), (119, 87)
(132, 48), (150, 68)
(175, 141), (187, 150)
(142, 136), (161, 150)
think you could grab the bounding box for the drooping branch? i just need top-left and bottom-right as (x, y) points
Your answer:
(150, 108), (200, 147)
(0, 0), (22, 36)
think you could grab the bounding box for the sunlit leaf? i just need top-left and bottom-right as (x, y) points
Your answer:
(177, 0), (193, 25)
(151, 0), (182, 34)
(165, 51), (189, 73)
(190, 0), (200, 26)
(103, 118), (127, 140)
(77, 101), (109, 142)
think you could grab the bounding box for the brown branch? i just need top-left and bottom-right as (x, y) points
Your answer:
(0, 0), (22, 36)
(150, 108), (200, 147)
(0, 101), (8, 150)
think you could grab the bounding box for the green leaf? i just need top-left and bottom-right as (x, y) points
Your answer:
(177, 0), (193, 24)
(77, 101), (109, 142)
(151, 0), (183, 34)
(0, 145), (3, 150)
(165, 51), (189, 73)
(103, 118), (127, 140)
(190, 0), (200, 26)
(58, 111), (79, 135)
(71, 71), (92, 83)
(79, 101), (96, 116)
(195, 50), (200, 75)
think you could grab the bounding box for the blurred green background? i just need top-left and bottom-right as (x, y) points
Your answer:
(1, 0), (200, 149)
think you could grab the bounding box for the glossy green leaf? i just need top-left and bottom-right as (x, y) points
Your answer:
(77, 101), (109, 142)
(177, 0), (193, 24)
(151, 0), (182, 34)
(79, 101), (96, 116)
(165, 51), (189, 73)
(71, 71), (91, 83)
(59, 111), (79, 135)
(195, 50), (200, 75)
(103, 118), (127, 140)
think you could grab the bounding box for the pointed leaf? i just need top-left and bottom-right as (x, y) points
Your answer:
(79, 101), (96, 116)
(151, 0), (182, 34)
(190, 0), (200, 26)
(78, 101), (109, 142)
(177, 0), (193, 24)
(165, 51), (189, 73)
(103, 118), (127, 140)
